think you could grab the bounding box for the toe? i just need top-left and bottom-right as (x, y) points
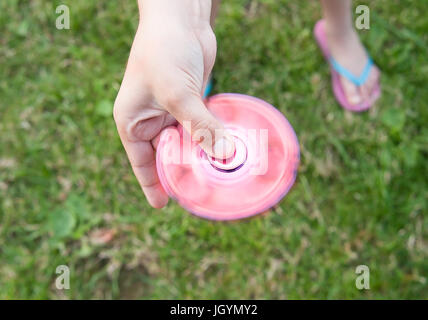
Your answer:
(364, 67), (380, 103)
(368, 67), (380, 96)
(341, 77), (362, 106)
(360, 82), (371, 103)
(366, 68), (379, 93)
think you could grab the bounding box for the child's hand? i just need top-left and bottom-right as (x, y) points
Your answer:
(113, 0), (234, 208)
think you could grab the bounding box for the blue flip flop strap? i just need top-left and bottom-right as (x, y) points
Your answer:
(330, 56), (374, 87)
(203, 76), (213, 98)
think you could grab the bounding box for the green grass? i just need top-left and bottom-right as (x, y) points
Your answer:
(1, 0), (427, 299)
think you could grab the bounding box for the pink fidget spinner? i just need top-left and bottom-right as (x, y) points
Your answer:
(156, 93), (300, 220)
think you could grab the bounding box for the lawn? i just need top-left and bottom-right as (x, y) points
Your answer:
(0, 0), (427, 299)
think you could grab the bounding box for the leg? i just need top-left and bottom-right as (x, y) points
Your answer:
(203, 0), (220, 98)
(320, 0), (380, 106)
(210, 0), (220, 27)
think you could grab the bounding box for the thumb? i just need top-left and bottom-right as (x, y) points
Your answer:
(164, 93), (235, 159)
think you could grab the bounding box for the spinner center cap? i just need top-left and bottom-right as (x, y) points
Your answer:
(207, 136), (247, 172)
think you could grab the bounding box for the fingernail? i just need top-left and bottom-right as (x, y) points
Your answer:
(213, 137), (235, 159)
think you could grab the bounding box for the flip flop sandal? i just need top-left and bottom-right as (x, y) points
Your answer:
(314, 19), (381, 112)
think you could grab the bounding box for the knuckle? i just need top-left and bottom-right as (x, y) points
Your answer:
(205, 28), (217, 47)
(112, 104), (120, 123)
(113, 97), (124, 124)
(192, 118), (212, 132)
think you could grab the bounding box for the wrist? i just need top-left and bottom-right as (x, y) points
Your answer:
(138, 0), (212, 26)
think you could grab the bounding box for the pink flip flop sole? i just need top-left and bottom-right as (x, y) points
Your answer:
(314, 20), (381, 112)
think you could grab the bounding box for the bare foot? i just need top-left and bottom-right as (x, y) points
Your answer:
(325, 23), (380, 106)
